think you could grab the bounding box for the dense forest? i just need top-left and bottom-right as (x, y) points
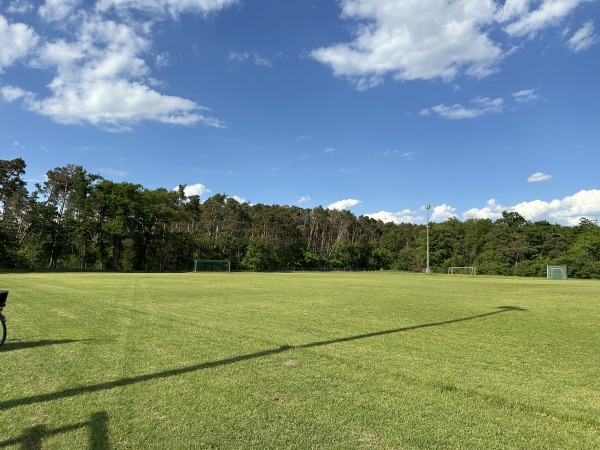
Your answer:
(1, 158), (599, 278)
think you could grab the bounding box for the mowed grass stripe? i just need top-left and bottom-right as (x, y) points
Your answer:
(0, 272), (599, 448)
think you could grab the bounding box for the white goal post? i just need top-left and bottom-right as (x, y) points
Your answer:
(194, 259), (231, 272)
(547, 265), (567, 280)
(448, 266), (477, 276)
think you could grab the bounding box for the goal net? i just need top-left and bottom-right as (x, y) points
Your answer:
(448, 266), (477, 276)
(194, 260), (231, 272)
(547, 265), (567, 280)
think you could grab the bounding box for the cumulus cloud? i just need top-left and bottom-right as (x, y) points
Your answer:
(463, 199), (505, 221)
(0, 15), (38, 72)
(567, 21), (599, 52)
(2, 4), (229, 130)
(312, 0), (501, 89)
(366, 209), (420, 224)
(328, 198), (362, 211)
(464, 190), (600, 225)
(313, 0), (593, 89)
(1, 85), (32, 102)
(178, 183), (211, 198)
(39, 0), (83, 22)
(366, 204), (456, 224)
(6, 1), (34, 14)
(298, 195), (311, 204)
(495, 0), (531, 23)
(430, 204), (458, 221)
(528, 172), (553, 183)
(23, 78), (219, 130)
(366, 190), (600, 226)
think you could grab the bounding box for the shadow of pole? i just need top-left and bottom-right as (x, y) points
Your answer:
(0, 411), (109, 450)
(21, 424), (45, 450)
(299, 306), (527, 350)
(90, 412), (109, 450)
(0, 306), (526, 412)
(0, 339), (90, 353)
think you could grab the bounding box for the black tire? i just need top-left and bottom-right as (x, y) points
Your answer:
(0, 317), (5, 347)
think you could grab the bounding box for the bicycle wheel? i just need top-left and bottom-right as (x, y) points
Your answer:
(0, 317), (5, 347)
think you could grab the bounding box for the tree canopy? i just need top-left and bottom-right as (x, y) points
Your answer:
(1, 158), (599, 278)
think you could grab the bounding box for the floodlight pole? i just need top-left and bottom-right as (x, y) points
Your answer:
(425, 205), (431, 274)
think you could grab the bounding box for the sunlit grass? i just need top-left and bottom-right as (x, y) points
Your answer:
(1, 272), (599, 448)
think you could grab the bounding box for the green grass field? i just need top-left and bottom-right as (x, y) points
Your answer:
(1, 272), (599, 449)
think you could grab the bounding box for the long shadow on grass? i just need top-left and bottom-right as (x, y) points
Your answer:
(0, 306), (525, 411)
(1, 339), (89, 352)
(0, 411), (108, 449)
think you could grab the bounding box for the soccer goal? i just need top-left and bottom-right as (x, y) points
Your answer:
(448, 266), (477, 276)
(194, 259), (231, 272)
(547, 265), (567, 280)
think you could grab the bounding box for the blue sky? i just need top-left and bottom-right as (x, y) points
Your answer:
(1, 0), (599, 225)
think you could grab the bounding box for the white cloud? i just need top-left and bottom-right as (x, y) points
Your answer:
(39, 0), (83, 22)
(512, 88), (540, 103)
(464, 190), (600, 225)
(495, 0), (531, 23)
(178, 183), (211, 198)
(312, 0), (502, 88)
(328, 198), (362, 211)
(567, 21), (599, 52)
(0, 15), (38, 72)
(368, 190), (600, 226)
(528, 172), (553, 183)
(313, 0), (593, 89)
(95, 0), (239, 17)
(298, 195), (311, 204)
(513, 190), (600, 225)
(383, 150), (415, 160)
(31, 79), (218, 130)
(463, 199), (505, 221)
(366, 209), (419, 224)
(503, 0), (588, 37)
(229, 50), (274, 68)
(431, 204), (458, 221)
(1, 85), (33, 102)
(6, 1), (34, 14)
(154, 52), (170, 68)
(6, 13), (225, 130)
(366, 204), (456, 224)
(421, 96), (505, 119)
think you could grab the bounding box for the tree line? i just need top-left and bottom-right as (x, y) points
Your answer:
(1, 158), (599, 278)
